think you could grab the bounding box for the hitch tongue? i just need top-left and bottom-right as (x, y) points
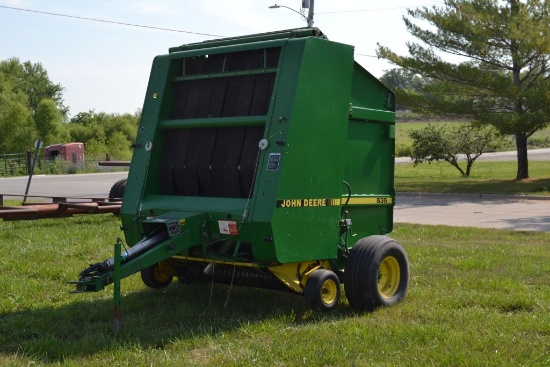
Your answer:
(69, 231), (169, 293)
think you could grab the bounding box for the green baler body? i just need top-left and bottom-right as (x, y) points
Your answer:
(120, 28), (395, 268)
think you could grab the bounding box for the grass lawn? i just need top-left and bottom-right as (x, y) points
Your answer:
(396, 160), (550, 196)
(1, 215), (549, 366)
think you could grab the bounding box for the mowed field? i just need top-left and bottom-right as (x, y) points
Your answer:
(1, 118), (549, 366)
(395, 120), (550, 153)
(1, 215), (549, 366)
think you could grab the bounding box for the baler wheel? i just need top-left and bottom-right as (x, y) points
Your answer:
(304, 269), (341, 312)
(141, 264), (173, 289)
(344, 235), (409, 311)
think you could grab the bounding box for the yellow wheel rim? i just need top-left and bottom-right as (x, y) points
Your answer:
(321, 278), (338, 305)
(378, 256), (400, 298)
(153, 265), (171, 283)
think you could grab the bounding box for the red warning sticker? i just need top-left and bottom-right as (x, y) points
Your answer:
(218, 220), (238, 235)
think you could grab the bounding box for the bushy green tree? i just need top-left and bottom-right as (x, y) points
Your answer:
(68, 110), (139, 159)
(106, 131), (133, 160)
(19, 60), (67, 117)
(378, 0), (550, 180)
(83, 137), (108, 159)
(0, 58), (67, 116)
(410, 123), (501, 177)
(34, 99), (69, 146)
(1, 57), (141, 160)
(0, 94), (35, 153)
(0, 58), (69, 153)
(0, 67), (35, 153)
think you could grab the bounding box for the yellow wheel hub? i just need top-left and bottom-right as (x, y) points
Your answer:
(153, 265), (171, 283)
(378, 256), (400, 298)
(320, 278), (338, 305)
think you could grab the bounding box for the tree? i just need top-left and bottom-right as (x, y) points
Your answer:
(0, 58), (69, 153)
(19, 60), (68, 117)
(377, 0), (550, 180)
(1, 58), (67, 116)
(68, 110), (139, 159)
(69, 110), (97, 127)
(0, 94), (35, 153)
(381, 69), (419, 91)
(380, 69), (428, 111)
(34, 99), (69, 146)
(106, 131), (133, 160)
(410, 123), (501, 177)
(84, 137), (108, 159)
(0, 65), (36, 153)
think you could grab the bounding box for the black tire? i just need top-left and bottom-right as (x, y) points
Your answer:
(141, 263), (174, 289)
(344, 235), (409, 311)
(108, 178), (127, 202)
(304, 269), (341, 312)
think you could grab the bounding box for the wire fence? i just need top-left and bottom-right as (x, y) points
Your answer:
(0, 152), (129, 177)
(0, 153), (29, 177)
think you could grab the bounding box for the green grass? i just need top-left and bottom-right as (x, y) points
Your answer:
(396, 160), (550, 195)
(1, 215), (549, 366)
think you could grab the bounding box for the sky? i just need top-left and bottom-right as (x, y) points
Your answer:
(0, 0), (443, 117)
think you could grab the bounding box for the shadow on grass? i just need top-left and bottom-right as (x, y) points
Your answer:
(0, 281), (359, 363)
(500, 215), (550, 232)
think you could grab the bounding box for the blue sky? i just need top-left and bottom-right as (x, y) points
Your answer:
(0, 0), (441, 117)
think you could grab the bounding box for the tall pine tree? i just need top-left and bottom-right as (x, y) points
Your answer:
(378, 0), (550, 180)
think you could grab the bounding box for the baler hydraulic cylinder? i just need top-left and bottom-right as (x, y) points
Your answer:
(79, 231), (169, 279)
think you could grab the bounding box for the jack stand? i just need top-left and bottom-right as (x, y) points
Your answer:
(113, 238), (122, 334)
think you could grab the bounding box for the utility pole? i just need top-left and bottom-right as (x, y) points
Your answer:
(270, 0), (314, 27)
(305, 0), (314, 27)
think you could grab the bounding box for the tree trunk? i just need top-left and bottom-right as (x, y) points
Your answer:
(515, 132), (529, 180)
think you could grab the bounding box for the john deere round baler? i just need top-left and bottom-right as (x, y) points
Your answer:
(72, 28), (409, 313)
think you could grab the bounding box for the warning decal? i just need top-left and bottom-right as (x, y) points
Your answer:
(267, 153), (281, 171)
(218, 220), (238, 235)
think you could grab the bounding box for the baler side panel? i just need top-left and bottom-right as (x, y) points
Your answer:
(121, 55), (173, 247)
(270, 38), (354, 263)
(344, 63), (396, 238)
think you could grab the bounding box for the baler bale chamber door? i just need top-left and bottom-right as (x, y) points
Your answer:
(71, 27), (409, 315)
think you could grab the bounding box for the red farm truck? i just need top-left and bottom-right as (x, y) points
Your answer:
(44, 143), (85, 163)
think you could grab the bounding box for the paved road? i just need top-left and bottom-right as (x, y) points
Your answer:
(394, 193), (550, 232)
(0, 172), (128, 200)
(1, 171), (548, 232)
(393, 148), (550, 231)
(396, 147), (550, 164)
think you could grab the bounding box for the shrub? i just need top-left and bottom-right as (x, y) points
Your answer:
(395, 143), (413, 157)
(409, 123), (502, 177)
